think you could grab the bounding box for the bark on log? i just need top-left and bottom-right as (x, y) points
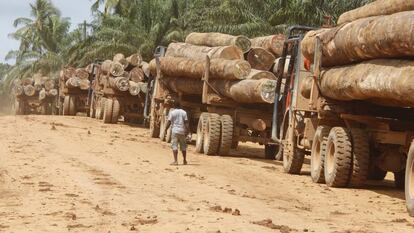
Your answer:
(250, 35), (285, 57)
(101, 60), (112, 75)
(22, 78), (33, 86)
(210, 79), (277, 104)
(76, 68), (89, 80)
(162, 77), (203, 95)
(247, 48), (276, 71)
(165, 42), (244, 60)
(126, 53), (142, 67)
(110, 62), (125, 77)
(109, 77), (129, 91)
(129, 81), (141, 96)
(302, 11), (414, 67)
(44, 79), (55, 91)
(301, 59), (414, 107)
(13, 85), (23, 96)
(113, 53), (127, 68)
(246, 69), (276, 80)
(338, 0), (414, 25)
(47, 89), (58, 96)
(149, 57), (251, 80)
(129, 67), (145, 82)
(39, 89), (46, 101)
(23, 85), (36, 96)
(66, 77), (80, 89)
(141, 62), (150, 78)
(185, 32), (252, 53)
(79, 79), (90, 90)
(62, 67), (76, 80)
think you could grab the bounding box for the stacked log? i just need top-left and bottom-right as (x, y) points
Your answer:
(166, 43), (244, 60)
(13, 75), (56, 100)
(186, 32), (252, 53)
(301, 2), (414, 108)
(250, 35), (285, 57)
(61, 66), (91, 91)
(247, 48), (275, 71)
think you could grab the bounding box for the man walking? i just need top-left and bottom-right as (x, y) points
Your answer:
(165, 101), (190, 165)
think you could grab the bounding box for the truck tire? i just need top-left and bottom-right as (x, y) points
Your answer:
(349, 128), (370, 187)
(149, 104), (160, 138)
(159, 109), (168, 141)
(103, 98), (113, 124)
(324, 127), (353, 188)
(265, 145), (278, 160)
(195, 113), (208, 153)
(111, 98), (120, 124)
(311, 126), (331, 183)
(282, 121), (305, 174)
(218, 115), (233, 156)
(405, 141), (414, 216)
(203, 113), (221, 155)
(69, 96), (76, 116)
(63, 96), (70, 116)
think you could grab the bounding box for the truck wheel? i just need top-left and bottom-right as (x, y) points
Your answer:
(324, 127), (353, 188)
(195, 113), (208, 153)
(63, 96), (70, 116)
(311, 126), (331, 183)
(111, 98), (120, 124)
(103, 98), (113, 124)
(99, 98), (106, 120)
(95, 100), (101, 119)
(203, 113), (221, 155)
(218, 115), (233, 156)
(282, 123), (305, 174)
(405, 141), (414, 216)
(349, 128), (370, 187)
(265, 145), (278, 160)
(149, 103), (160, 138)
(69, 96), (76, 116)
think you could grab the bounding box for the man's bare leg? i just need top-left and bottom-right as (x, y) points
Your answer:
(182, 151), (187, 165)
(171, 150), (178, 165)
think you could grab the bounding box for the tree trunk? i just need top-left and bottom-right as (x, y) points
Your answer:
(139, 82), (148, 94)
(109, 77), (129, 92)
(110, 61), (125, 77)
(22, 78), (33, 86)
(250, 35), (285, 57)
(76, 68), (89, 80)
(47, 89), (58, 97)
(166, 42), (244, 60)
(162, 77), (203, 95)
(149, 57), (251, 80)
(302, 11), (414, 67)
(185, 32), (252, 53)
(141, 62), (150, 77)
(79, 79), (90, 90)
(129, 81), (141, 96)
(303, 59), (414, 107)
(127, 53), (142, 67)
(39, 89), (46, 101)
(113, 53), (127, 68)
(13, 85), (24, 96)
(44, 79), (55, 91)
(101, 60), (112, 75)
(129, 67), (145, 82)
(246, 69), (276, 80)
(247, 48), (276, 71)
(66, 77), (80, 89)
(210, 79), (277, 104)
(23, 85), (36, 96)
(338, 0), (414, 25)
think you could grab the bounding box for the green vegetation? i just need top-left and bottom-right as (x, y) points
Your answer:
(3, 0), (372, 92)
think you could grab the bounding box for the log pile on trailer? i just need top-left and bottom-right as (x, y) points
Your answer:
(90, 52), (149, 124)
(13, 74), (58, 115)
(149, 31), (287, 158)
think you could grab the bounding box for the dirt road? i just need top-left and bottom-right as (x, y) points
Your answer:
(0, 115), (412, 233)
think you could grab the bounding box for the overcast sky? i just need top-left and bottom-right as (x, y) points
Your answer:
(0, 0), (94, 64)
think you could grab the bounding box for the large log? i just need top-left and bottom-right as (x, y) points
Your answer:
(301, 59), (414, 107)
(23, 85), (36, 96)
(163, 77), (276, 104)
(139, 82), (148, 94)
(129, 81), (141, 96)
(109, 77), (129, 91)
(141, 62), (150, 77)
(39, 89), (46, 101)
(66, 77), (80, 89)
(76, 68), (89, 80)
(113, 53), (128, 68)
(246, 69), (276, 80)
(44, 79), (55, 91)
(22, 78), (33, 86)
(79, 79), (90, 90)
(165, 42), (244, 60)
(185, 32), (252, 53)
(338, 0), (414, 25)
(250, 35), (285, 57)
(47, 89), (58, 97)
(62, 67), (76, 80)
(149, 57), (251, 80)
(110, 62), (125, 77)
(302, 11), (414, 67)
(129, 67), (145, 82)
(211, 79), (277, 104)
(127, 53), (142, 67)
(247, 48), (276, 71)
(101, 60), (112, 75)
(13, 85), (24, 96)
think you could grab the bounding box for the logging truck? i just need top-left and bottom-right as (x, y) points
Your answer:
(59, 67), (93, 116)
(89, 53), (149, 124)
(273, 25), (414, 216)
(13, 77), (58, 115)
(148, 46), (279, 158)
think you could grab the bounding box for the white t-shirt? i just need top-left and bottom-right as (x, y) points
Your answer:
(168, 108), (188, 135)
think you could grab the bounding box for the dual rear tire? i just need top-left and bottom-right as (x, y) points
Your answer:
(63, 96), (76, 116)
(103, 98), (120, 124)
